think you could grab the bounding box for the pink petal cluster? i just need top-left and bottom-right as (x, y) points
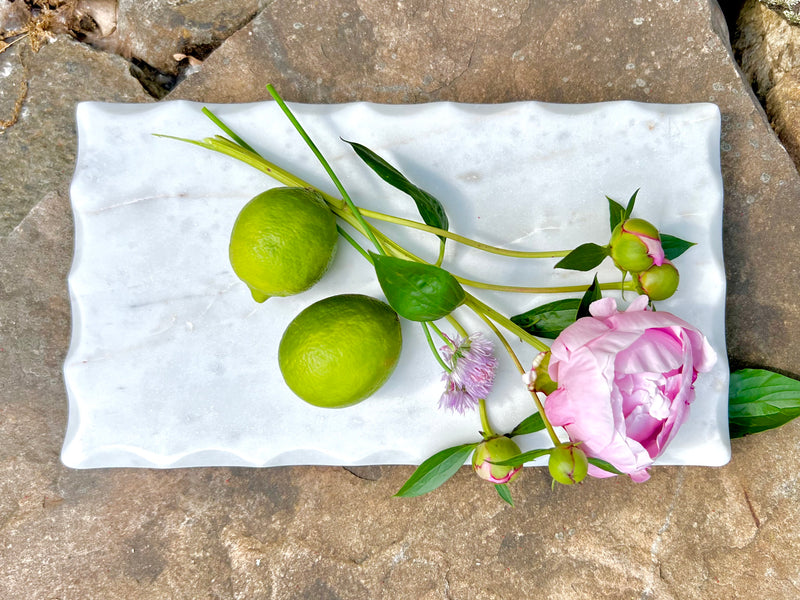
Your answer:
(439, 333), (498, 413)
(623, 222), (666, 267)
(544, 296), (716, 482)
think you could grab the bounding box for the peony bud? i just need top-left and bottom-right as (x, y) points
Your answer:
(609, 218), (665, 273)
(636, 261), (679, 301)
(522, 351), (557, 396)
(472, 436), (523, 484)
(548, 444), (589, 485)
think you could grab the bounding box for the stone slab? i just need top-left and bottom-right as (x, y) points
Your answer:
(2, 1), (800, 598)
(0, 36), (152, 237)
(102, 0), (270, 75)
(735, 0), (800, 167)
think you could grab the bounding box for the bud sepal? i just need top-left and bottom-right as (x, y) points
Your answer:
(548, 444), (589, 486)
(635, 260), (680, 301)
(472, 436), (523, 484)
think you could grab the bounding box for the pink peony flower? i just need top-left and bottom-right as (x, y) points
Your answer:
(544, 295), (716, 482)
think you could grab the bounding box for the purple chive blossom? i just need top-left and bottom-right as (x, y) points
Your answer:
(438, 333), (498, 413)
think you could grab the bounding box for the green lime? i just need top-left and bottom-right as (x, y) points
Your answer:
(278, 294), (403, 408)
(229, 187), (338, 303)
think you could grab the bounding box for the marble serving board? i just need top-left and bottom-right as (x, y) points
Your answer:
(62, 100), (730, 469)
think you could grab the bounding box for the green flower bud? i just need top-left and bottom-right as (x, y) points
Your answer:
(548, 444), (589, 485)
(472, 436), (523, 484)
(522, 351), (558, 396)
(609, 218), (665, 273)
(636, 261), (680, 301)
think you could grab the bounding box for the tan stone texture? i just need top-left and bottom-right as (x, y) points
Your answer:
(736, 0), (800, 167)
(767, 73), (800, 163)
(2, 1), (800, 598)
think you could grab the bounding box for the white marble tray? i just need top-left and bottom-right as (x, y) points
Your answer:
(62, 99), (730, 469)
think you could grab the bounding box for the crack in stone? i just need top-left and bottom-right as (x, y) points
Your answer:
(443, 567), (454, 600)
(342, 465), (382, 481)
(742, 486), (761, 529)
(642, 468), (686, 598)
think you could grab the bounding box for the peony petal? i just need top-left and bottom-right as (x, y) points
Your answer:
(614, 328), (683, 375)
(640, 235), (665, 266)
(586, 463), (616, 479)
(579, 430), (653, 478)
(586, 329), (642, 359)
(545, 351), (617, 448)
(624, 404), (663, 455)
(625, 295), (651, 313)
(550, 316), (611, 355)
(684, 329), (717, 373)
(628, 468), (652, 482)
(588, 297), (620, 319)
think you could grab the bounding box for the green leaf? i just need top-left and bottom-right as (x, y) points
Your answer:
(624, 189), (639, 219)
(344, 140), (449, 239)
(494, 484), (514, 506)
(371, 253), (465, 321)
(729, 368), (800, 438)
(587, 457), (625, 475)
(509, 412), (546, 437)
(490, 448), (553, 467)
(395, 443), (478, 497)
(607, 196), (626, 232)
(576, 275), (602, 320)
(660, 233), (696, 261)
(510, 298), (581, 339)
(554, 243), (609, 271)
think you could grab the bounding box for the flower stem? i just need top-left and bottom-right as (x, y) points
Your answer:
(427, 321), (453, 348)
(201, 107), (260, 155)
(357, 206), (572, 259)
(355, 219), (637, 295)
(476, 311), (525, 373)
(167, 121), (631, 296)
(456, 278), (638, 294)
(479, 399), (496, 439)
(444, 314), (469, 338)
(474, 309), (561, 447)
(435, 239), (446, 267)
(421, 322), (451, 373)
(463, 293), (550, 352)
(335, 225), (373, 263)
(526, 389), (561, 448)
(265, 85), (386, 255)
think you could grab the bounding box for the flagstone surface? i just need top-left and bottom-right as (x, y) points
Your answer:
(2, 1), (800, 598)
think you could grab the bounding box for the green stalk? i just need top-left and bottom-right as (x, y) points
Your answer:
(435, 239), (446, 267)
(475, 310), (561, 447)
(349, 222), (638, 295)
(479, 399), (496, 439)
(428, 321), (454, 347)
(266, 84), (386, 255)
(444, 314), (469, 338)
(163, 127), (610, 296)
(463, 293), (550, 353)
(169, 117), (572, 262)
(525, 389), (561, 448)
(156, 133), (346, 209)
(201, 107), (260, 154)
(457, 278), (639, 294)
(421, 322), (451, 373)
(335, 225), (373, 263)
(357, 206), (571, 259)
